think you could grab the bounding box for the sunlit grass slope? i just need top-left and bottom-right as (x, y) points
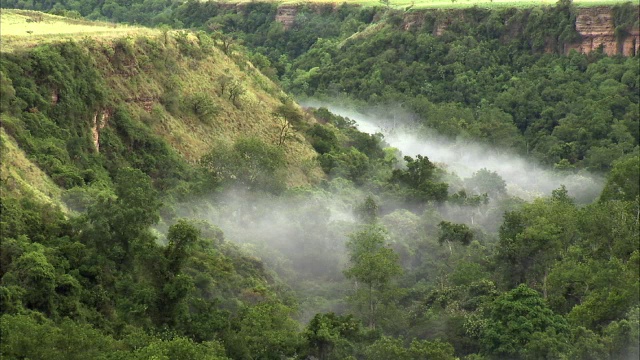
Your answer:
(0, 10), (323, 195)
(0, 9), (157, 52)
(0, 125), (64, 207)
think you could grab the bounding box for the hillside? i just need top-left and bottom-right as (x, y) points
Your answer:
(1, 9), (323, 202)
(0, 11), (326, 360)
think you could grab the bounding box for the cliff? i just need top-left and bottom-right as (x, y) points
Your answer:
(275, 5), (298, 30)
(273, 4), (639, 57)
(566, 6), (639, 56)
(0, 11), (324, 203)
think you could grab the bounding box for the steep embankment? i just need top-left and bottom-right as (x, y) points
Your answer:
(0, 10), (323, 205)
(568, 5), (640, 55)
(271, 2), (640, 56)
(0, 126), (64, 206)
(0, 12), (323, 359)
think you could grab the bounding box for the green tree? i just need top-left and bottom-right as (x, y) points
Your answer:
(273, 101), (304, 127)
(165, 219), (200, 275)
(437, 221), (473, 253)
(355, 195), (379, 224)
(364, 336), (456, 360)
(0, 314), (116, 360)
(319, 148), (371, 185)
(379, 0), (391, 9)
(225, 301), (302, 360)
(603, 306), (640, 360)
(600, 155), (640, 202)
(480, 284), (570, 359)
(200, 137), (287, 193)
(84, 167), (161, 268)
(152, 220), (201, 326)
(464, 168), (507, 198)
(344, 225), (402, 329)
(1, 247), (56, 314)
(304, 313), (359, 360)
(496, 188), (579, 295)
(390, 155), (449, 204)
(0, 70), (20, 114)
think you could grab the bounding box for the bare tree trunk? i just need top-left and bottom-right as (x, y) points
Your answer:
(543, 268), (548, 299)
(369, 283), (375, 330)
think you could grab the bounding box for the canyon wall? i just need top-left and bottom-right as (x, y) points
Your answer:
(275, 5), (298, 30)
(565, 6), (639, 56)
(274, 4), (639, 57)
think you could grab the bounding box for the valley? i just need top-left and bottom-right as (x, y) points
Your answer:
(0, 1), (638, 359)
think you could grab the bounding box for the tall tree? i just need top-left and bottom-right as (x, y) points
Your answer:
(495, 188), (579, 295)
(480, 284), (570, 359)
(344, 225), (402, 329)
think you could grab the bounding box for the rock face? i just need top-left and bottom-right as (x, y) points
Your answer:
(275, 4), (638, 56)
(275, 6), (298, 30)
(403, 12), (425, 31)
(565, 6), (639, 56)
(434, 17), (453, 36)
(92, 109), (111, 152)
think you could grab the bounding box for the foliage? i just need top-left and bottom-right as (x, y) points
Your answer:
(495, 188), (579, 290)
(600, 154), (640, 202)
(182, 93), (219, 123)
(0, 3), (639, 360)
(200, 137), (287, 193)
(438, 221), (474, 247)
(480, 284), (570, 359)
(344, 225), (402, 329)
(304, 312), (360, 360)
(389, 155), (449, 204)
(464, 168), (507, 198)
(364, 336), (457, 360)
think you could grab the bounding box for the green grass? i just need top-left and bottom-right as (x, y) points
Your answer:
(0, 124), (64, 208)
(0, 9), (157, 52)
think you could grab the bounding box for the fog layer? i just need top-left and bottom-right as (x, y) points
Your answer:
(302, 100), (604, 203)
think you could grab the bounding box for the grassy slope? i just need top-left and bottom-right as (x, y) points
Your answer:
(217, 0), (639, 8)
(1, 10), (323, 202)
(0, 9), (158, 52)
(0, 125), (64, 207)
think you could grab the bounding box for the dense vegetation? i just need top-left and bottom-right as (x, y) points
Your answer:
(1, 1), (639, 359)
(10, 0), (635, 169)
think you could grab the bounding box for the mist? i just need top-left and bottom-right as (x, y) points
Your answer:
(301, 100), (605, 203)
(175, 186), (369, 320)
(172, 100), (606, 321)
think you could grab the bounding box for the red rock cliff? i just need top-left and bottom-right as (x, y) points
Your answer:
(565, 6), (639, 56)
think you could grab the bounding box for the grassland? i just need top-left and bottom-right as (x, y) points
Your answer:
(0, 9), (158, 52)
(218, 0), (639, 9)
(0, 8), (323, 186)
(0, 125), (64, 207)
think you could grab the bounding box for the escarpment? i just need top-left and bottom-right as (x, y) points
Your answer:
(273, 3), (639, 57)
(275, 5), (298, 30)
(566, 6), (639, 56)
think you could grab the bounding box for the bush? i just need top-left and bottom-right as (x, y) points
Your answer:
(182, 93), (218, 123)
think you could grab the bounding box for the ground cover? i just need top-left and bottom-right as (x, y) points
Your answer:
(0, 9), (157, 52)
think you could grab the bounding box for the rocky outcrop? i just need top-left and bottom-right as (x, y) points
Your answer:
(565, 6), (639, 56)
(275, 6), (298, 30)
(622, 29), (639, 56)
(274, 4), (638, 57)
(50, 90), (59, 105)
(403, 12), (425, 31)
(92, 109), (111, 152)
